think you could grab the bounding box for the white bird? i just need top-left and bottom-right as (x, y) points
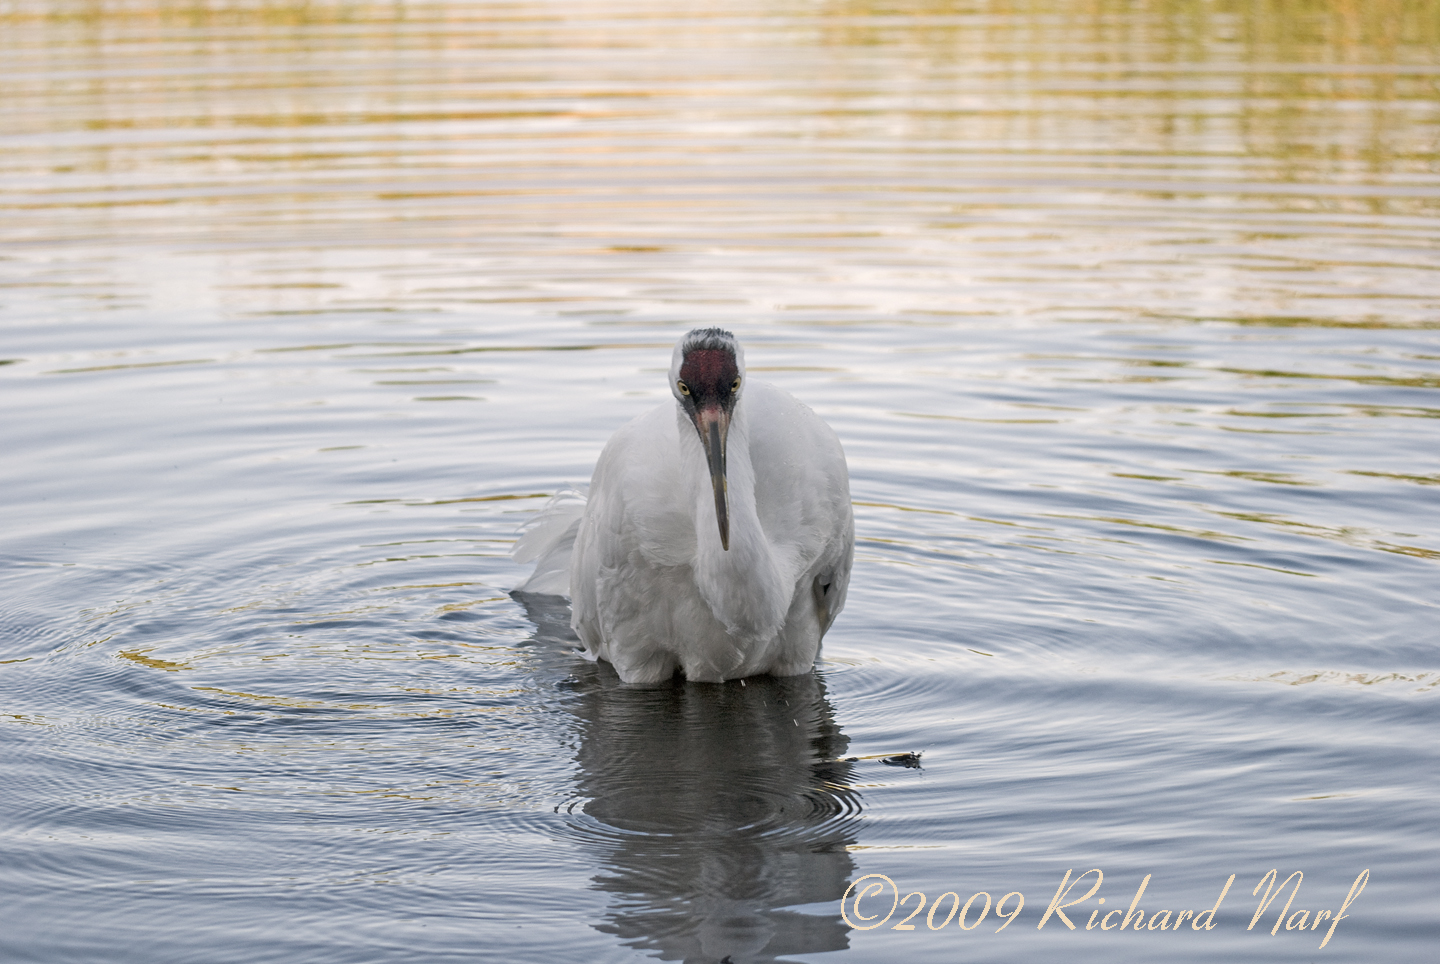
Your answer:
(515, 328), (853, 684)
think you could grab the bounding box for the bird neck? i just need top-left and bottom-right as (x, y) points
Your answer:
(676, 399), (790, 642)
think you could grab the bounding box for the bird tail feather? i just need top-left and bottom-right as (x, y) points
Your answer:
(513, 486), (586, 596)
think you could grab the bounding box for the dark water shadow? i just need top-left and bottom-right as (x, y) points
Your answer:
(513, 591), (862, 964)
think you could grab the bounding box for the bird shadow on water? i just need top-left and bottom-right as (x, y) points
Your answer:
(512, 590), (863, 964)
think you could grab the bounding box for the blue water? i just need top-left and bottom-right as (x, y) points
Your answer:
(2, 2), (1438, 961)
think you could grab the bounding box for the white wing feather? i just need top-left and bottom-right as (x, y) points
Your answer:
(513, 487), (587, 596)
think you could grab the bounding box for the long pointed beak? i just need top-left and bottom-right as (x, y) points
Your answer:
(694, 405), (730, 550)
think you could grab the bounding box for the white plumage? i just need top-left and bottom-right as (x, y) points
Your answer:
(515, 328), (853, 684)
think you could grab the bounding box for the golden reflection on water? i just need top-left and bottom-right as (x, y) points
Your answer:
(3, 0), (1437, 241)
(1, 2), (1434, 344)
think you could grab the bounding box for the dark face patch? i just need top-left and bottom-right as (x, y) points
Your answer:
(678, 348), (739, 408)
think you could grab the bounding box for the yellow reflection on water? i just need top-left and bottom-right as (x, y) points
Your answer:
(1, 1), (1436, 330)
(3, 0), (1436, 230)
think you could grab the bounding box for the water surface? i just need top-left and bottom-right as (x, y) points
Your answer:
(2, 2), (1438, 961)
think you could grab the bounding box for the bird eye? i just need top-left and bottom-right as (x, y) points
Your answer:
(731, 377), (741, 392)
(677, 381), (690, 395)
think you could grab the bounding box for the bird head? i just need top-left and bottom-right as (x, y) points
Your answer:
(669, 328), (745, 551)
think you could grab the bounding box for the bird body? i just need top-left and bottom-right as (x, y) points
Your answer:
(518, 329), (852, 684)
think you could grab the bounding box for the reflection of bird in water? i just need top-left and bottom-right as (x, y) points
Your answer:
(517, 328), (853, 683)
(572, 671), (860, 962)
(546, 645), (861, 963)
(506, 592), (862, 961)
